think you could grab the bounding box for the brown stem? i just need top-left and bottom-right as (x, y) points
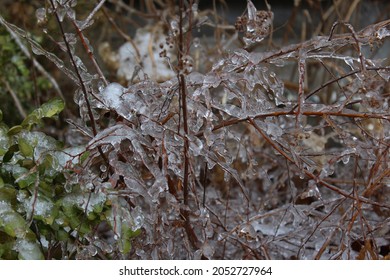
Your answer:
(248, 118), (390, 210)
(49, 0), (110, 168)
(71, 19), (108, 86)
(178, 0), (199, 249)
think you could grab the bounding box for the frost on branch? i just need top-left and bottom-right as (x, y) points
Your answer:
(7, 0), (388, 259)
(78, 11), (390, 258)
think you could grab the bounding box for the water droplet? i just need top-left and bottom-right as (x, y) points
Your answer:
(98, 81), (105, 92)
(342, 155), (350, 164)
(100, 165), (107, 172)
(182, 55), (194, 74)
(35, 8), (47, 25)
(193, 37), (200, 48)
(191, 3), (198, 13)
(170, 20), (179, 37)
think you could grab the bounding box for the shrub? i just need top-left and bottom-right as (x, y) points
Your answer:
(0, 0), (389, 259)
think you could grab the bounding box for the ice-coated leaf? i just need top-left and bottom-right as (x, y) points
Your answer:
(104, 197), (142, 254)
(88, 124), (133, 149)
(18, 137), (33, 157)
(21, 98), (64, 129)
(89, 123), (164, 182)
(16, 131), (61, 163)
(14, 239), (44, 260)
(148, 176), (167, 202)
(188, 135), (204, 156)
(0, 201), (30, 238)
(41, 98), (65, 117)
(24, 194), (58, 225)
(140, 121), (164, 138)
(54, 145), (86, 168)
(0, 125), (10, 156)
(3, 163), (37, 189)
(7, 125), (23, 136)
(0, 187), (16, 205)
(60, 191), (106, 219)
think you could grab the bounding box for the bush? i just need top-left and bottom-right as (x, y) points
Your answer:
(0, 0), (389, 259)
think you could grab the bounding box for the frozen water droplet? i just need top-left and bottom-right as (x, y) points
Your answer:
(67, 8), (76, 20)
(378, 69), (390, 81)
(35, 8), (47, 25)
(98, 81), (105, 92)
(100, 165), (107, 172)
(31, 45), (45, 56)
(57, 7), (67, 22)
(342, 155), (350, 164)
(170, 20), (179, 36)
(64, 182), (73, 193)
(88, 246), (98, 257)
(191, 2), (198, 13)
(193, 37), (200, 48)
(131, 206), (144, 231)
(320, 162), (334, 178)
(223, 172), (230, 182)
(74, 56), (87, 72)
(239, 224), (257, 241)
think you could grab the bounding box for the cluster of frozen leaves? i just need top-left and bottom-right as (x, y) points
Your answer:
(9, 0), (388, 259)
(71, 13), (390, 258)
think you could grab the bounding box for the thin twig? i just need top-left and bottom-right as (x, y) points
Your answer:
(2, 79), (27, 119)
(71, 19), (108, 86)
(80, 0), (107, 31)
(177, 0), (200, 250)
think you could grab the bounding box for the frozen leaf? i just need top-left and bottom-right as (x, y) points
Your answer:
(105, 198), (141, 254)
(15, 239), (44, 260)
(0, 201), (31, 238)
(167, 238), (174, 257)
(21, 98), (65, 129)
(375, 26), (390, 40)
(236, 1), (273, 47)
(55, 145), (86, 168)
(200, 240), (215, 259)
(378, 69), (390, 81)
(25, 195), (58, 225)
(18, 137), (33, 157)
(60, 191), (106, 219)
(203, 73), (221, 88)
(266, 120), (283, 138)
(188, 135), (203, 156)
(130, 206), (144, 232)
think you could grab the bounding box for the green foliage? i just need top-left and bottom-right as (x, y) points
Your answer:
(0, 100), (140, 259)
(0, 26), (51, 126)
